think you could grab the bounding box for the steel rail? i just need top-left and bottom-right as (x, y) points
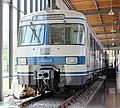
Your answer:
(18, 92), (52, 108)
(58, 79), (104, 108)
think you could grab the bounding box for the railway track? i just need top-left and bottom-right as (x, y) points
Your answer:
(18, 92), (54, 108)
(19, 91), (70, 108)
(18, 78), (104, 108)
(59, 79), (104, 108)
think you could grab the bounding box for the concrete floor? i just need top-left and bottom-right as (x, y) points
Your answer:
(86, 80), (120, 108)
(0, 95), (21, 108)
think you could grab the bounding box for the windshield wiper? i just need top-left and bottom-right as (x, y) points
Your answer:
(29, 22), (40, 42)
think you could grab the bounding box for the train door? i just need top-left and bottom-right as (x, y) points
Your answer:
(93, 39), (96, 69)
(90, 34), (95, 69)
(86, 27), (95, 70)
(86, 27), (90, 67)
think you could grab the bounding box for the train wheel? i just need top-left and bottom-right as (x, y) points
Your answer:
(38, 80), (44, 94)
(51, 79), (59, 93)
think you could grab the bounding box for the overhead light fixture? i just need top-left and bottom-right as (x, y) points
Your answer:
(108, 9), (114, 15)
(112, 43), (115, 46)
(112, 37), (115, 40)
(111, 22), (116, 32)
(108, 0), (114, 15)
(111, 28), (116, 32)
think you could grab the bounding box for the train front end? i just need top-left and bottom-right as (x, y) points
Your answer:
(16, 10), (87, 97)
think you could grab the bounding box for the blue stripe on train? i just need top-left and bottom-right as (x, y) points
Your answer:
(16, 56), (85, 65)
(17, 72), (87, 75)
(17, 72), (34, 75)
(17, 68), (103, 75)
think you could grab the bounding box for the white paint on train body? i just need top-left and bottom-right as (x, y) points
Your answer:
(16, 10), (106, 90)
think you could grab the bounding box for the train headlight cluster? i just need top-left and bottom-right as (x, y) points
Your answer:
(66, 57), (78, 64)
(18, 58), (27, 65)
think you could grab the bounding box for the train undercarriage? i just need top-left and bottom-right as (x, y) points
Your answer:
(17, 66), (104, 99)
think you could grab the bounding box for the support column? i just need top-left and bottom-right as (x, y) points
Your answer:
(0, 0), (3, 101)
(9, 0), (13, 89)
(35, 0), (38, 12)
(24, 0), (27, 15)
(40, 0), (42, 11)
(48, 0), (50, 7)
(44, 0), (46, 10)
(30, 0), (33, 13)
(115, 50), (118, 67)
(17, 0), (21, 34)
(48, 0), (56, 9)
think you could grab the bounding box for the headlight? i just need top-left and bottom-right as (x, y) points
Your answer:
(66, 57), (78, 64)
(18, 58), (27, 65)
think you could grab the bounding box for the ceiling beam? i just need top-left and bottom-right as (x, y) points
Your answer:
(96, 31), (120, 35)
(104, 44), (120, 48)
(99, 37), (120, 40)
(83, 9), (120, 15)
(104, 46), (120, 50)
(62, 0), (75, 10)
(92, 22), (120, 27)
(92, 0), (109, 46)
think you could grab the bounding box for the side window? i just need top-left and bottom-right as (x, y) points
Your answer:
(95, 42), (98, 59)
(68, 24), (85, 45)
(99, 48), (103, 61)
(78, 24), (85, 44)
(90, 34), (94, 55)
(95, 43), (100, 60)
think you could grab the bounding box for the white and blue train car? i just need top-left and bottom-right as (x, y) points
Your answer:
(16, 10), (106, 93)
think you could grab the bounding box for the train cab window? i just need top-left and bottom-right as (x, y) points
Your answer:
(49, 23), (85, 45)
(18, 24), (45, 46)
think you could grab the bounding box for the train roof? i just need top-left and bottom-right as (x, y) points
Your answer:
(20, 10), (86, 21)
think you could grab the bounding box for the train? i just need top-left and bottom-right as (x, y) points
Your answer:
(16, 9), (107, 98)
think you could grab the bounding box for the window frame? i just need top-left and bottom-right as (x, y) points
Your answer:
(18, 24), (45, 46)
(48, 23), (85, 45)
(90, 33), (95, 56)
